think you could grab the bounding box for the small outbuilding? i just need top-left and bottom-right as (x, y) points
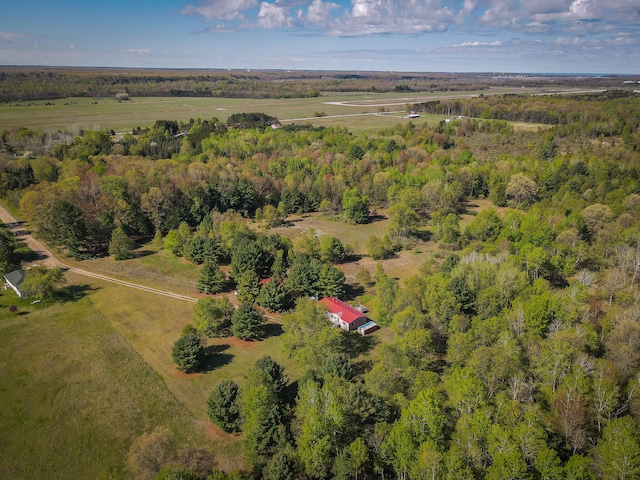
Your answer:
(357, 321), (379, 336)
(4, 269), (26, 298)
(319, 297), (368, 332)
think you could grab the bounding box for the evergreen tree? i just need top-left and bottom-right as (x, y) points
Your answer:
(317, 263), (346, 298)
(108, 226), (135, 260)
(257, 276), (290, 312)
(171, 332), (204, 372)
(207, 380), (241, 432)
(0, 233), (19, 275)
(198, 260), (226, 295)
(231, 301), (265, 340)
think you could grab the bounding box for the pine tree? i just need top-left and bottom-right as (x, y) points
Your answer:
(171, 332), (204, 372)
(198, 260), (226, 294)
(108, 226), (135, 260)
(207, 380), (241, 432)
(231, 301), (265, 340)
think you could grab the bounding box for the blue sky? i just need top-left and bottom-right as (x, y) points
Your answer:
(1, 0), (639, 73)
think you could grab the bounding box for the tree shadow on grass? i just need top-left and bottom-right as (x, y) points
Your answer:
(19, 248), (44, 263)
(262, 322), (283, 339)
(53, 284), (98, 303)
(342, 331), (380, 359)
(132, 249), (154, 259)
(344, 283), (365, 300)
(199, 344), (234, 373)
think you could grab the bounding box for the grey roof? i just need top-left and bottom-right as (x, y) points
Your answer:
(4, 269), (25, 297)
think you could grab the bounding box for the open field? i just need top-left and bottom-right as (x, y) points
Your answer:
(0, 86), (587, 133)
(0, 287), (211, 479)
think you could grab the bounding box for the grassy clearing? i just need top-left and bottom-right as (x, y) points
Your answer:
(0, 287), (210, 480)
(62, 270), (304, 455)
(268, 212), (392, 255)
(65, 246), (201, 295)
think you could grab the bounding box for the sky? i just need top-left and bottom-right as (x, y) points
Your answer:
(1, 0), (639, 74)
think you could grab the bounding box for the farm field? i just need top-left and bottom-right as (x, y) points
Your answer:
(0, 285), (211, 479)
(0, 86), (577, 133)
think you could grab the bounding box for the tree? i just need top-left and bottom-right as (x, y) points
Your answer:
(235, 269), (261, 304)
(257, 276), (290, 312)
(109, 226), (135, 260)
(464, 208), (503, 242)
(349, 437), (368, 480)
(21, 265), (65, 299)
(197, 260), (227, 295)
(140, 186), (167, 233)
(375, 275), (398, 325)
(505, 173), (539, 207)
(320, 235), (347, 263)
(367, 234), (393, 260)
(296, 378), (347, 478)
(285, 253), (321, 298)
(262, 449), (297, 480)
(317, 263), (346, 298)
(193, 296), (234, 337)
(207, 380), (241, 432)
(50, 200), (90, 255)
(281, 297), (344, 366)
(594, 416), (640, 480)
(242, 384), (281, 467)
(387, 201), (420, 238)
(342, 187), (370, 224)
(355, 267), (372, 288)
(127, 427), (175, 480)
(231, 301), (264, 340)
(156, 465), (199, 480)
(246, 355), (289, 395)
(0, 233), (19, 276)
(171, 332), (204, 372)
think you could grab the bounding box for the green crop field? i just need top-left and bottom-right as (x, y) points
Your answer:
(0, 86), (562, 134)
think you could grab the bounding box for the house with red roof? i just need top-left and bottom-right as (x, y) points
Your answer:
(319, 297), (367, 332)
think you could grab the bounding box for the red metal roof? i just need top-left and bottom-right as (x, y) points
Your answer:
(319, 297), (367, 324)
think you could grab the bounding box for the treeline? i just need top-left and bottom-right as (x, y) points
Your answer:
(2, 67), (630, 102)
(414, 91), (640, 138)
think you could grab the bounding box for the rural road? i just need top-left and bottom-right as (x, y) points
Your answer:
(0, 204), (198, 302)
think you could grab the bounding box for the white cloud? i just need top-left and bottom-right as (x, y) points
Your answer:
(306, 0), (340, 26)
(0, 32), (30, 43)
(126, 48), (151, 55)
(180, 0), (258, 21)
(256, 2), (293, 28)
(329, 0), (456, 36)
(453, 40), (503, 47)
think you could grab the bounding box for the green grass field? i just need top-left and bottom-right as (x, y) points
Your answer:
(0, 86), (560, 133)
(0, 288), (211, 479)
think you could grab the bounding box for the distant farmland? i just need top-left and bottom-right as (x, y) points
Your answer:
(0, 86), (586, 133)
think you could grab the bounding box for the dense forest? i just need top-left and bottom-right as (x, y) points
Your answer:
(2, 90), (640, 479)
(0, 66), (634, 102)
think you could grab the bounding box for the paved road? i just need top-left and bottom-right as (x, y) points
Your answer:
(0, 204), (198, 302)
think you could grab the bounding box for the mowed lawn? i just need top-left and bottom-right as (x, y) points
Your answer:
(0, 289), (212, 479)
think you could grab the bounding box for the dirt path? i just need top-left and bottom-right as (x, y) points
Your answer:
(0, 204), (198, 302)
